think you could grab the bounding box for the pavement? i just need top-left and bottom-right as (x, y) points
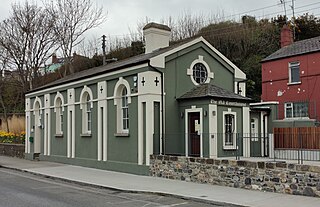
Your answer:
(1, 156), (320, 207)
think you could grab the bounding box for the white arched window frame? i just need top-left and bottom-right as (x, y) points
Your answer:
(33, 97), (43, 128)
(114, 77), (131, 134)
(54, 92), (64, 135)
(80, 86), (93, 135)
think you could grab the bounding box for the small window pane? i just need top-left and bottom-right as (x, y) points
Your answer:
(290, 63), (300, 83)
(193, 63), (208, 84)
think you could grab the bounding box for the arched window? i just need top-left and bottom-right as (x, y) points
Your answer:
(121, 87), (129, 131)
(81, 92), (92, 134)
(55, 97), (63, 135)
(114, 78), (131, 135)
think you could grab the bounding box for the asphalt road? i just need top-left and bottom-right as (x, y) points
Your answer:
(0, 168), (231, 207)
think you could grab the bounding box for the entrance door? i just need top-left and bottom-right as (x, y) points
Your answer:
(188, 112), (200, 157)
(250, 118), (261, 157)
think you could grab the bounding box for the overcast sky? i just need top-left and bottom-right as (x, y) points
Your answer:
(0, 0), (319, 45)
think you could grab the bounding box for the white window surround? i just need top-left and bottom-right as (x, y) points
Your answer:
(32, 97), (43, 127)
(288, 62), (300, 84)
(187, 55), (214, 86)
(54, 92), (65, 135)
(114, 77), (131, 134)
(223, 109), (237, 150)
(80, 86), (93, 135)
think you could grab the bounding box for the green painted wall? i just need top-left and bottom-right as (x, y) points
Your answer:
(163, 42), (235, 156)
(217, 105), (243, 157)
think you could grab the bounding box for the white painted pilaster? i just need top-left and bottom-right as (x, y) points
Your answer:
(209, 104), (218, 158)
(97, 81), (107, 161)
(67, 88), (75, 158)
(25, 98), (31, 153)
(138, 101), (144, 165)
(243, 106), (250, 157)
(44, 94), (51, 156)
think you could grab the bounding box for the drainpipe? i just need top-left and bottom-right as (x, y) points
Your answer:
(148, 61), (165, 155)
(236, 79), (247, 95)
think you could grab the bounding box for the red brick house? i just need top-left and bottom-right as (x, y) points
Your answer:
(261, 26), (320, 124)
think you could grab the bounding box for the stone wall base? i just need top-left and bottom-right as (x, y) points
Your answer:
(0, 143), (25, 158)
(150, 155), (320, 197)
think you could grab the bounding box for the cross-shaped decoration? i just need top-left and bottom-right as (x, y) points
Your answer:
(69, 93), (72, 99)
(141, 77), (145, 86)
(100, 86), (103, 93)
(154, 77), (160, 86)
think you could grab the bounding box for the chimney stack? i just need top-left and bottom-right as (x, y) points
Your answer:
(143, 22), (171, 54)
(280, 24), (293, 47)
(52, 53), (58, 64)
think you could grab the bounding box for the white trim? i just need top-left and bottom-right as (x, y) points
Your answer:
(185, 107), (203, 157)
(44, 94), (51, 156)
(67, 88), (75, 158)
(242, 107), (250, 157)
(26, 63), (148, 97)
(25, 98), (31, 153)
(33, 99), (42, 154)
(250, 101), (279, 106)
(187, 55), (214, 85)
(114, 77), (131, 134)
(80, 86), (93, 134)
(97, 81), (107, 161)
(209, 104), (217, 158)
(288, 61), (300, 84)
(54, 93), (64, 135)
(223, 108), (237, 150)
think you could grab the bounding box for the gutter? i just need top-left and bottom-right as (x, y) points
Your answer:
(148, 61), (165, 155)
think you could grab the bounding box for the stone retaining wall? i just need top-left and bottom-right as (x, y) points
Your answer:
(150, 155), (320, 197)
(0, 143), (24, 158)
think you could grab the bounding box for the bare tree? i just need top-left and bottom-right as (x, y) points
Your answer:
(45, 0), (106, 75)
(0, 1), (57, 91)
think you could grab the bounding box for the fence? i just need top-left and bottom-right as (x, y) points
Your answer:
(155, 129), (320, 164)
(272, 127), (320, 163)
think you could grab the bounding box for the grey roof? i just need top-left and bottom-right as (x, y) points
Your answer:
(262, 36), (320, 62)
(178, 84), (251, 102)
(28, 39), (192, 93)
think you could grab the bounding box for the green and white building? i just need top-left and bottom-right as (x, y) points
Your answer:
(25, 23), (252, 175)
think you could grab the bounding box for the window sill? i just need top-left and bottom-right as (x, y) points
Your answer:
(284, 117), (310, 120)
(223, 145), (237, 150)
(55, 134), (64, 138)
(287, 81), (301, 86)
(114, 133), (129, 137)
(80, 133), (92, 138)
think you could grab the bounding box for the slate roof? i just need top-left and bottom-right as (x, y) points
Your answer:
(28, 39), (192, 93)
(178, 84), (251, 102)
(262, 36), (320, 62)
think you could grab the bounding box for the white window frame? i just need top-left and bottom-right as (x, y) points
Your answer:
(54, 97), (64, 135)
(223, 109), (237, 150)
(288, 62), (301, 84)
(114, 77), (131, 135)
(284, 102), (309, 119)
(187, 55), (214, 86)
(80, 86), (93, 135)
(121, 88), (129, 131)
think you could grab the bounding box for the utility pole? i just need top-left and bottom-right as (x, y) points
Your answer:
(280, 0), (287, 23)
(102, 35), (106, 65)
(291, 0), (296, 40)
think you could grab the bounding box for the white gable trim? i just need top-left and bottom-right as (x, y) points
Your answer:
(150, 37), (245, 79)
